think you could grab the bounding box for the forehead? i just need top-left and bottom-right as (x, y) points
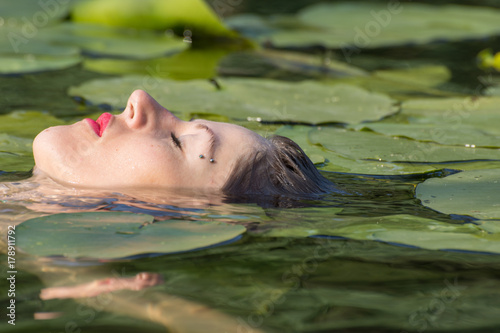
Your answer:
(197, 120), (269, 168)
(199, 120), (267, 144)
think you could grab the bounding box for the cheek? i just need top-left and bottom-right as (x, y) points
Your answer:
(100, 142), (182, 185)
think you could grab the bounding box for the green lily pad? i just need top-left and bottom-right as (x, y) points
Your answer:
(0, 25), (82, 74)
(0, 0), (71, 24)
(371, 65), (451, 88)
(485, 85), (500, 97)
(477, 220), (500, 234)
(241, 3), (500, 49)
(83, 48), (230, 80)
(16, 212), (246, 259)
(0, 2), (81, 75)
(69, 76), (396, 124)
(71, 0), (235, 38)
(416, 169), (500, 220)
(0, 53), (81, 74)
(0, 32), (80, 57)
(351, 123), (500, 148)
(40, 23), (188, 59)
(401, 96), (500, 136)
(225, 80), (395, 124)
(264, 214), (500, 254)
(0, 110), (65, 139)
(329, 65), (454, 100)
(275, 125), (500, 175)
(310, 127), (500, 164)
(0, 133), (33, 172)
(275, 125), (442, 175)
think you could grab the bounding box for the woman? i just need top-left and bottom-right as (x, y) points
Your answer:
(33, 89), (335, 201)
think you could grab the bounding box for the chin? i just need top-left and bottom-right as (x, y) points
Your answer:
(33, 127), (53, 170)
(33, 126), (73, 183)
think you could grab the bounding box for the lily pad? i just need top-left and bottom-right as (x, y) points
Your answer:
(264, 214), (500, 254)
(0, 133), (34, 172)
(0, 0), (72, 24)
(0, 110), (65, 138)
(71, 0), (235, 38)
(401, 96), (500, 136)
(83, 48), (230, 80)
(240, 3), (500, 49)
(371, 65), (451, 88)
(416, 169), (500, 220)
(40, 23), (188, 59)
(329, 65), (454, 100)
(0, 32), (80, 56)
(0, 24), (82, 74)
(69, 76), (396, 124)
(351, 123), (500, 148)
(16, 212), (246, 259)
(485, 85), (500, 97)
(274, 125), (436, 174)
(310, 127), (500, 164)
(0, 54), (81, 75)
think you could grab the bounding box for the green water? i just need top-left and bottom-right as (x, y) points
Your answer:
(2, 0), (500, 332)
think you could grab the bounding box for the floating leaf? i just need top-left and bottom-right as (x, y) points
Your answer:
(351, 123), (500, 148)
(328, 65), (454, 100)
(401, 96), (500, 136)
(0, 0), (71, 24)
(69, 76), (396, 124)
(0, 54), (81, 75)
(278, 125), (500, 175)
(485, 85), (500, 97)
(71, 0), (235, 38)
(0, 110), (65, 138)
(0, 30), (80, 74)
(310, 127), (500, 164)
(83, 48), (230, 80)
(224, 80), (395, 124)
(0, 23), (82, 74)
(371, 65), (451, 88)
(40, 23), (188, 59)
(275, 125), (439, 174)
(239, 3), (500, 49)
(16, 212), (246, 259)
(0, 33), (80, 57)
(416, 169), (500, 220)
(0, 133), (33, 171)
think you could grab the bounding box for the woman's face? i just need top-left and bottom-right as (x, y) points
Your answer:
(33, 90), (269, 190)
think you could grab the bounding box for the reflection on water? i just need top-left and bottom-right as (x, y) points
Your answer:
(1, 168), (500, 333)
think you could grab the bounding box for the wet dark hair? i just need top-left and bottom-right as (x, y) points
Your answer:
(221, 135), (336, 204)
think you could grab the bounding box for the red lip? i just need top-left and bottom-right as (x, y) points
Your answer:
(85, 113), (112, 137)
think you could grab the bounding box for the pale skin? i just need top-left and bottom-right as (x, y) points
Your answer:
(33, 89), (270, 191)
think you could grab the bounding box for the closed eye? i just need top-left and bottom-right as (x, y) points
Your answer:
(171, 133), (183, 150)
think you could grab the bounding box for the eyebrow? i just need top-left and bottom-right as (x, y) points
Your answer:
(195, 123), (217, 160)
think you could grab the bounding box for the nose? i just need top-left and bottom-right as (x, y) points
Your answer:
(124, 90), (178, 129)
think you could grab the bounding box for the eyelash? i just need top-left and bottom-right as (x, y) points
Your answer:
(171, 133), (182, 150)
